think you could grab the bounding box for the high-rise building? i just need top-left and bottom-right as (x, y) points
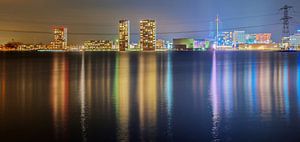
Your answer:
(51, 26), (67, 50)
(140, 19), (156, 51)
(119, 20), (130, 51)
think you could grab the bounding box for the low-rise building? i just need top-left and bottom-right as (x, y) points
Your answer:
(290, 34), (300, 48)
(84, 40), (113, 51)
(173, 38), (211, 51)
(156, 39), (165, 49)
(256, 33), (272, 44)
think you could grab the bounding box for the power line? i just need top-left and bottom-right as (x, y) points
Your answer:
(0, 23), (281, 36)
(221, 13), (279, 22)
(0, 12), (280, 27)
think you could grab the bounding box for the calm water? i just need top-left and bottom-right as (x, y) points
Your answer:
(1, 51), (300, 141)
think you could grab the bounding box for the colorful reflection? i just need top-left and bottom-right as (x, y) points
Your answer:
(2, 52), (300, 141)
(113, 53), (130, 141)
(208, 52), (300, 140)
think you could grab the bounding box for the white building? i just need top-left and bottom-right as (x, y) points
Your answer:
(290, 34), (300, 47)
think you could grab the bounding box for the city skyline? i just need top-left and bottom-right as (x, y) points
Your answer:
(0, 0), (299, 44)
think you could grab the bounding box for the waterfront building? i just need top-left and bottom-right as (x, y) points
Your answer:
(256, 33), (272, 44)
(51, 26), (67, 50)
(165, 41), (173, 49)
(84, 40), (113, 51)
(173, 38), (210, 51)
(119, 20), (130, 51)
(156, 39), (165, 49)
(173, 38), (194, 51)
(140, 19), (156, 51)
(281, 37), (290, 49)
(290, 33), (300, 48)
(245, 34), (257, 44)
(233, 31), (246, 45)
(218, 32), (233, 46)
(194, 39), (211, 50)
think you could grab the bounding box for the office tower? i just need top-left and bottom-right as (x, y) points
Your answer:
(51, 26), (67, 50)
(119, 20), (130, 51)
(140, 19), (156, 51)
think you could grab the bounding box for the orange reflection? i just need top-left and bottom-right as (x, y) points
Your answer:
(50, 53), (69, 140)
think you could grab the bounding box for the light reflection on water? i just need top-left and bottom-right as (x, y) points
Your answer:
(1, 51), (300, 141)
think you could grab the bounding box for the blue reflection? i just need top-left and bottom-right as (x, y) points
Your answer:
(251, 58), (258, 113)
(223, 55), (233, 117)
(297, 55), (300, 115)
(165, 52), (173, 139)
(283, 58), (290, 118)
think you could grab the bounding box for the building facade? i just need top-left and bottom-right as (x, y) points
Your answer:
(233, 31), (246, 45)
(51, 27), (67, 50)
(140, 19), (156, 51)
(173, 38), (210, 51)
(218, 32), (233, 46)
(84, 40), (113, 51)
(156, 39), (165, 49)
(245, 34), (257, 44)
(119, 20), (130, 51)
(256, 33), (272, 44)
(290, 34), (300, 47)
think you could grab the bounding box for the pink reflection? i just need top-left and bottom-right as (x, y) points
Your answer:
(1, 62), (6, 112)
(210, 52), (220, 139)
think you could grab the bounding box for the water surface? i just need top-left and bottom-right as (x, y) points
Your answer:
(1, 51), (300, 141)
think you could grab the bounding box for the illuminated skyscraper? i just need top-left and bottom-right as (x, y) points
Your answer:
(140, 19), (156, 51)
(119, 20), (130, 51)
(51, 27), (67, 50)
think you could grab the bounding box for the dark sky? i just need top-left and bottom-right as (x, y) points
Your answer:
(0, 0), (299, 44)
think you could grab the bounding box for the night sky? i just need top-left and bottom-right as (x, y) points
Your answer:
(0, 0), (299, 44)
